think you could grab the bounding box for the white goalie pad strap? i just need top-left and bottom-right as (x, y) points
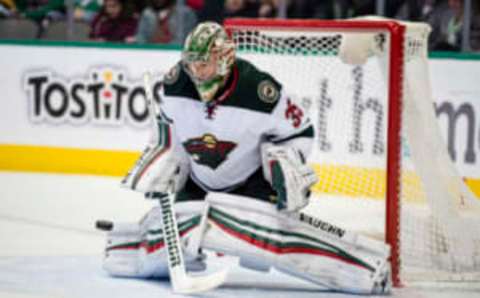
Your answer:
(121, 122), (190, 194)
(103, 201), (206, 278)
(202, 193), (390, 294)
(261, 143), (318, 212)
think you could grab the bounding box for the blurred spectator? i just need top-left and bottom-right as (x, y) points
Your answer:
(186, 0), (203, 12)
(74, 0), (103, 23)
(418, 0), (437, 19)
(0, 0), (17, 17)
(258, 0), (276, 18)
(392, 0), (455, 21)
(331, 0), (416, 19)
(16, 0), (65, 22)
(295, 0), (372, 19)
(131, 0), (196, 44)
(89, 0), (138, 42)
(197, 0), (272, 23)
(223, 0), (259, 18)
(13, 0), (101, 23)
(427, 0), (480, 51)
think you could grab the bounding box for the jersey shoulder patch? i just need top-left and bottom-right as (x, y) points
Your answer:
(228, 58), (282, 114)
(163, 62), (200, 101)
(257, 79), (280, 104)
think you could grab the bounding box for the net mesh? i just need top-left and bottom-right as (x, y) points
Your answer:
(226, 19), (480, 285)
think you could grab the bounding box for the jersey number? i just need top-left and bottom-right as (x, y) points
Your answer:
(285, 99), (303, 128)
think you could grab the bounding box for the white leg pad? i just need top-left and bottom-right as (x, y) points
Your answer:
(201, 193), (391, 294)
(103, 201), (206, 278)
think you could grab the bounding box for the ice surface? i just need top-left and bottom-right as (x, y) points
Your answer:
(0, 172), (479, 298)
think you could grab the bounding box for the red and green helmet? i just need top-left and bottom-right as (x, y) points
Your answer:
(182, 22), (235, 101)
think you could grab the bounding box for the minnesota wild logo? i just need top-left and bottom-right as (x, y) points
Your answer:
(183, 134), (237, 169)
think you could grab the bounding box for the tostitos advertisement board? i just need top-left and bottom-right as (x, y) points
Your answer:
(0, 41), (479, 198)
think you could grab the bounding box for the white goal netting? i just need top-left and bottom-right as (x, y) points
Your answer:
(225, 18), (480, 286)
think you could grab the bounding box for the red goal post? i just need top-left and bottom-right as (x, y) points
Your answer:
(224, 17), (480, 287)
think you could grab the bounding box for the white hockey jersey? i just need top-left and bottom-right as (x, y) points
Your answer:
(159, 58), (314, 191)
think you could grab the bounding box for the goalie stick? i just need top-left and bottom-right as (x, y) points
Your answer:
(143, 72), (228, 294)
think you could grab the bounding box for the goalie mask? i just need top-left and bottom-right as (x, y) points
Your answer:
(182, 22), (235, 102)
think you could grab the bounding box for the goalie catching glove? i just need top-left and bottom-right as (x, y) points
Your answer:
(262, 143), (318, 213)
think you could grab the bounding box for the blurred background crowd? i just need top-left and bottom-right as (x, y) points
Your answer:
(0, 0), (479, 52)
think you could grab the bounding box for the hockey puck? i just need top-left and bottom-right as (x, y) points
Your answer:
(95, 220), (113, 231)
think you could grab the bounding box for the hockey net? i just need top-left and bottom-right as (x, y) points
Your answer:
(224, 18), (480, 286)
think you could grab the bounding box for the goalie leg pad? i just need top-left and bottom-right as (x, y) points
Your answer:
(102, 201), (206, 278)
(201, 193), (390, 294)
(103, 222), (145, 277)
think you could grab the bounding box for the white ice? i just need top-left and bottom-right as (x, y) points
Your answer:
(0, 171), (479, 298)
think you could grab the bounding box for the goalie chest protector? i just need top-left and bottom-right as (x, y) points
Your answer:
(160, 58), (311, 191)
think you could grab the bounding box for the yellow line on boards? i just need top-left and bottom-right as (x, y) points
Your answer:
(0, 144), (140, 177)
(310, 164), (480, 200)
(465, 179), (480, 199)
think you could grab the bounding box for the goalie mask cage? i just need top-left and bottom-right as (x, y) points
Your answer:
(224, 18), (480, 287)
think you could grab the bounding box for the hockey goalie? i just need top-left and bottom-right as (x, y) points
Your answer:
(98, 21), (392, 295)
